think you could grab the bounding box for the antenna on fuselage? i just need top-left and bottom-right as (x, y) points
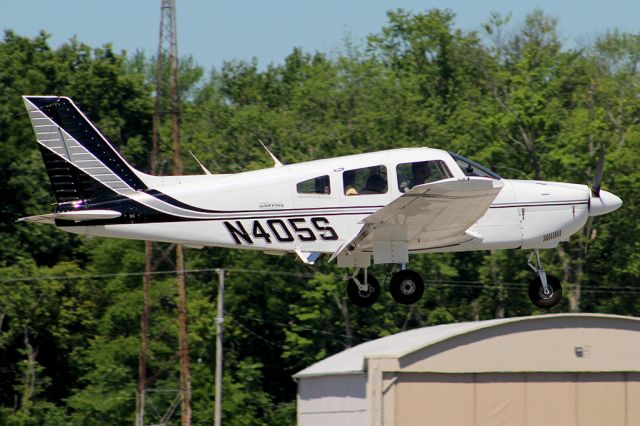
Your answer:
(189, 151), (213, 175)
(258, 138), (283, 168)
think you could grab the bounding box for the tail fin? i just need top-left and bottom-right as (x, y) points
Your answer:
(23, 96), (147, 203)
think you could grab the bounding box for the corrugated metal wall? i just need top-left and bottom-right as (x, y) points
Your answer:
(298, 374), (367, 426)
(393, 372), (640, 426)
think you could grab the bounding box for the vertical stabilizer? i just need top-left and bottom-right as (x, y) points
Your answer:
(23, 96), (147, 203)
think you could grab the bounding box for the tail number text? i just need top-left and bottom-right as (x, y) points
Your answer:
(223, 217), (338, 245)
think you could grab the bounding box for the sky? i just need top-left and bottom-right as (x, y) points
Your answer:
(3, 0), (640, 72)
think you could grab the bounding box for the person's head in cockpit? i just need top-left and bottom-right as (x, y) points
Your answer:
(411, 162), (431, 187)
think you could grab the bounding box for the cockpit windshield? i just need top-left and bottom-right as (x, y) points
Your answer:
(448, 152), (502, 179)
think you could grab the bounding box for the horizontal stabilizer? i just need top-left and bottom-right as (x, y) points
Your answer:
(19, 209), (122, 224)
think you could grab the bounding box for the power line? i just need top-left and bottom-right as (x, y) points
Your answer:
(0, 267), (315, 283)
(228, 315), (286, 349)
(1, 267), (637, 294)
(226, 311), (366, 342)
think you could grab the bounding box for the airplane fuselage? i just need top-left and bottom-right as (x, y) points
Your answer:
(21, 95), (623, 307)
(56, 148), (599, 258)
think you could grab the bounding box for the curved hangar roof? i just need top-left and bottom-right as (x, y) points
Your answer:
(294, 313), (640, 378)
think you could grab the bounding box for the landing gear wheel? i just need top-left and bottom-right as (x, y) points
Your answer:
(347, 273), (381, 307)
(390, 270), (424, 305)
(528, 275), (562, 308)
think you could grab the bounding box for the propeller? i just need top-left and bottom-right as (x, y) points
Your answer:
(591, 145), (605, 197)
(584, 145), (606, 254)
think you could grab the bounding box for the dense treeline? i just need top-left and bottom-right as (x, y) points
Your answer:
(1, 9), (639, 425)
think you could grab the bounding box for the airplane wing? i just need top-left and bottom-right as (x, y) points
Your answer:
(331, 177), (504, 263)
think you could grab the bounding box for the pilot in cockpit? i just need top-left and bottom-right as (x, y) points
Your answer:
(410, 161), (432, 188)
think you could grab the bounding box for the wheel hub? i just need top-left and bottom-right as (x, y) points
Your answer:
(538, 286), (554, 300)
(400, 279), (416, 295)
(358, 286), (372, 298)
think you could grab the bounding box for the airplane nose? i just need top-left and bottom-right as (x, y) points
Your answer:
(589, 190), (623, 217)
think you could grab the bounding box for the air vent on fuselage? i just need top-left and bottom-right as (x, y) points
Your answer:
(543, 229), (562, 242)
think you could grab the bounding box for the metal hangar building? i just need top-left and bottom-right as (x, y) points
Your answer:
(294, 313), (640, 426)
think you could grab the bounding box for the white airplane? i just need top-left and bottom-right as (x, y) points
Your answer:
(20, 96), (622, 308)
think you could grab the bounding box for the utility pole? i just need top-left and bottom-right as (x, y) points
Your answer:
(136, 241), (153, 426)
(214, 269), (224, 426)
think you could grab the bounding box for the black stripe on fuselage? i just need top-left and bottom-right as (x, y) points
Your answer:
(490, 201), (589, 209)
(56, 209), (378, 227)
(40, 145), (590, 227)
(41, 157), (379, 226)
(61, 188), (591, 227)
(145, 188), (384, 215)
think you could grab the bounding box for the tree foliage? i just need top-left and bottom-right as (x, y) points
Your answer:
(1, 9), (639, 424)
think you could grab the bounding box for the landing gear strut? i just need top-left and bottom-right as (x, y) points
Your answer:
(346, 268), (381, 307)
(527, 250), (562, 308)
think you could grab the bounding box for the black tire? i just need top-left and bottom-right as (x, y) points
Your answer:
(528, 275), (562, 308)
(347, 273), (381, 307)
(390, 270), (425, 305)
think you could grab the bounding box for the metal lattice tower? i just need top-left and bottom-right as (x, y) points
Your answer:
(154, 0), (182, 175)
(137, 1), (190, 425)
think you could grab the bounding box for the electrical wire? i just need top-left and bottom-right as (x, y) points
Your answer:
(226, 311), (367, 342)
(0, 267), (315, 283)
(227, 315), (288, 349)
(1, 267), (637, 294)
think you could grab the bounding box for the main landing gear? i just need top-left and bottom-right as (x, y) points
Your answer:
(347, 269), (381, 307)
(345, 251), (562, 308)
(346, 267), (425, 307)
(527, 250), (562, 308)
(389, 269), (424, 305)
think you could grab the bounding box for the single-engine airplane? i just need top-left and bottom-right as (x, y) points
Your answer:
(19, 96), (622, 308)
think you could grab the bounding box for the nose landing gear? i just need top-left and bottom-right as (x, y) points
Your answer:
(527, 250), (562, 308)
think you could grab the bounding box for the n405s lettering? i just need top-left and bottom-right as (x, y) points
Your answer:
(223, 217), (338, 245)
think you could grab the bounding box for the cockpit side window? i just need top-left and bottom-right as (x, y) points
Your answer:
(396, 160), (452, 192)
(297, 175), (331, 194)
(343, 165), (388, 195)
(448, 152), (502, 179)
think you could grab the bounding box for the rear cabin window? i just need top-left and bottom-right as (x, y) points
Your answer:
(297, 175), (331, 194)
(396, 160), (452, 192)
(343, 165), (388, 195)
